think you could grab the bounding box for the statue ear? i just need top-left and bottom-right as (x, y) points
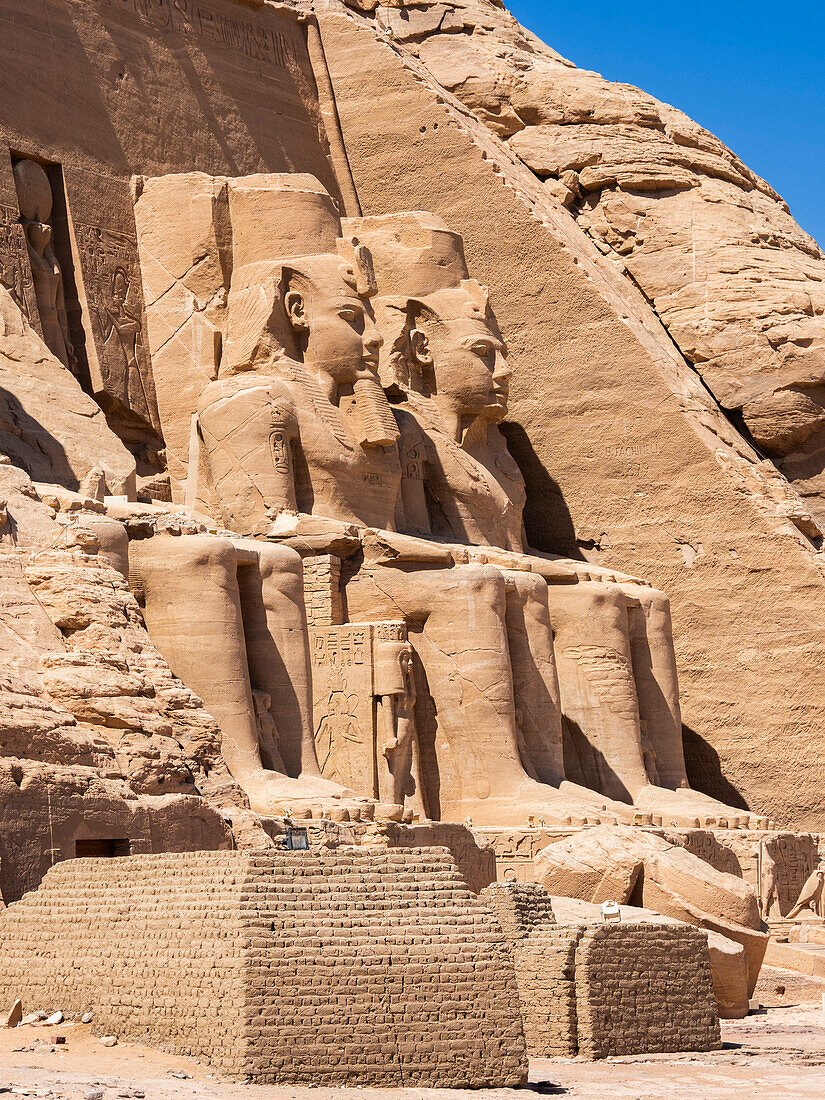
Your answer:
(284, 287), (309, 335)
(409, 327), (433, 368)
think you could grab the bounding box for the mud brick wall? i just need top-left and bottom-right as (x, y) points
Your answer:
(0, 848), (527, 1086)
(512, 927), (581, 1056)
(576, 923), (721, 1057)
(482, 883), (579, 1056)
(483, 881), (559, 936)
(481, 883), (719, 1059)
(0, 851), (250, 1072)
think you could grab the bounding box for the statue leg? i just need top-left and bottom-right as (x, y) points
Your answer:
(233, 539), (320, 780)
(624, 584), (688, 788)
(502, 569), (565, 786)
(621, 583), (755, 826)
(130, 534), (365, 817)
(546, 580), (650, 803)
(346, 562), (626, 826)
(128, 534), (263, 787)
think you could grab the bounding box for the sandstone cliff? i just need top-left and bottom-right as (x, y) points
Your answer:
(341, 0), (825, 526)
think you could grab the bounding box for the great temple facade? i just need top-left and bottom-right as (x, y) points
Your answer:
(0, 0), (823, 1087)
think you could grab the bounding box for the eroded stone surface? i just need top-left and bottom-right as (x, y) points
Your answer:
(346, 0), (825, 521)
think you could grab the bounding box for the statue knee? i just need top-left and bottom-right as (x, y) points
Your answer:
(181, 534), (237, 574)
(77, 515), (129, 580)
(252, 542), (303, 582)
(462, 562), (505, 598)
(132, 533), (236, 581)
(568, 579), (626, 615)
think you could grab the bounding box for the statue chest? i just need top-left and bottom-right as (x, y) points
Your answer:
(295, 401), (402, 528)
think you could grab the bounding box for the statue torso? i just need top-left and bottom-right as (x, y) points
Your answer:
(282, 363), (402, 531)
(396, 397), (525, 552)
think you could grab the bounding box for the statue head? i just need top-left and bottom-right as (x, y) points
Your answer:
(404, 282), (512, 425)
(345, 211), (513, 432)
(221, 177), (384, 395)
(13, 159), (53, 224)
(281, 250), (383, 389)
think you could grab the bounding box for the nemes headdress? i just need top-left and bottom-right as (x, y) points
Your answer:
(223, 174), (375, 375)
(344, 211), (492, 391)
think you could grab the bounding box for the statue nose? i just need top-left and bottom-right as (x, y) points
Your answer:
(364, 319), (384, 353)
(493, 352), (512, 383)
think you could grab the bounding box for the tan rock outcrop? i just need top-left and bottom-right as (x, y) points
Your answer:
(352, 1), (825, 519)
(0, 286), (135, 494)
(535, 826), (769, 999)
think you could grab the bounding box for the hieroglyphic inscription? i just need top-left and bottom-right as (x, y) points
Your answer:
(374, 621), (406, 644)
(0, 204), (37, 328)
(311, 626), (368, 670)
(668, 830), (741, 878)
(74, 222), (159, 429)
(476, 828), (569, 884)
(311, 624), (373, 793)
(91, 0), (311, 72)
(561, 645), (639, 720)
(760, 833), (818, 919)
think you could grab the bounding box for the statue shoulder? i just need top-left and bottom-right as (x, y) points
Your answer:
(198, 372), (296, 420)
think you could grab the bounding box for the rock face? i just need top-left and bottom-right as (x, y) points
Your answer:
(0, 287), (136, 494)
(352, 0), (825, 523)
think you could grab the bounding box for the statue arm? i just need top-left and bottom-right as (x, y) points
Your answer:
(197, 377), (299, 535)
(393, 407), (432, 537)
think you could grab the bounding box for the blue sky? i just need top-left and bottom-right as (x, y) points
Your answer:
(507, 1), (825, 248)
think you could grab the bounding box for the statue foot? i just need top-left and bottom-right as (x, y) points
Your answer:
(238, 769), (376, 822)
(633, 785), (776, 829)
(440, 778), (632, 829)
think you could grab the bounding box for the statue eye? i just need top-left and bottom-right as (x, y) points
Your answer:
(339, 307), (361, 324)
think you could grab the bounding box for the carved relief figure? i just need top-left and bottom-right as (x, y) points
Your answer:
(0, 206), (30, 318)
(787, 863), (825, 919)
(12, 159), (75, 372)
(100, 266), (154, 418)
(314, 690), (365, 790)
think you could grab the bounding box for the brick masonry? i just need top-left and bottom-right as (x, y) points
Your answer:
(482, 882), (721, 1058)
(0, 848), (527, 1086)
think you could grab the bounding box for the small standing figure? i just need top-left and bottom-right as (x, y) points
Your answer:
(374, 636), (427, 818)
(100, 266), (155, 424)
(787, 862), (825, 919)
(314, 691), (365, 791)
(253, 689), (286, 775)
(13, 159), (75, 372)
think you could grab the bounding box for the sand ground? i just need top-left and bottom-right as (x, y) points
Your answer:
(1, 986), (824, 1100)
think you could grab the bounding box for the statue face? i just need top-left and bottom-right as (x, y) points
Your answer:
(285, 256), (383, 387)
(25, 221), (52, 256)
(410, 289), (512, 421)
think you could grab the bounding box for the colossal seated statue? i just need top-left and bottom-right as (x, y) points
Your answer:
(347, 209), (759, 828)
(131, 172), (761, 829)
(189, 175), (633, 827)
